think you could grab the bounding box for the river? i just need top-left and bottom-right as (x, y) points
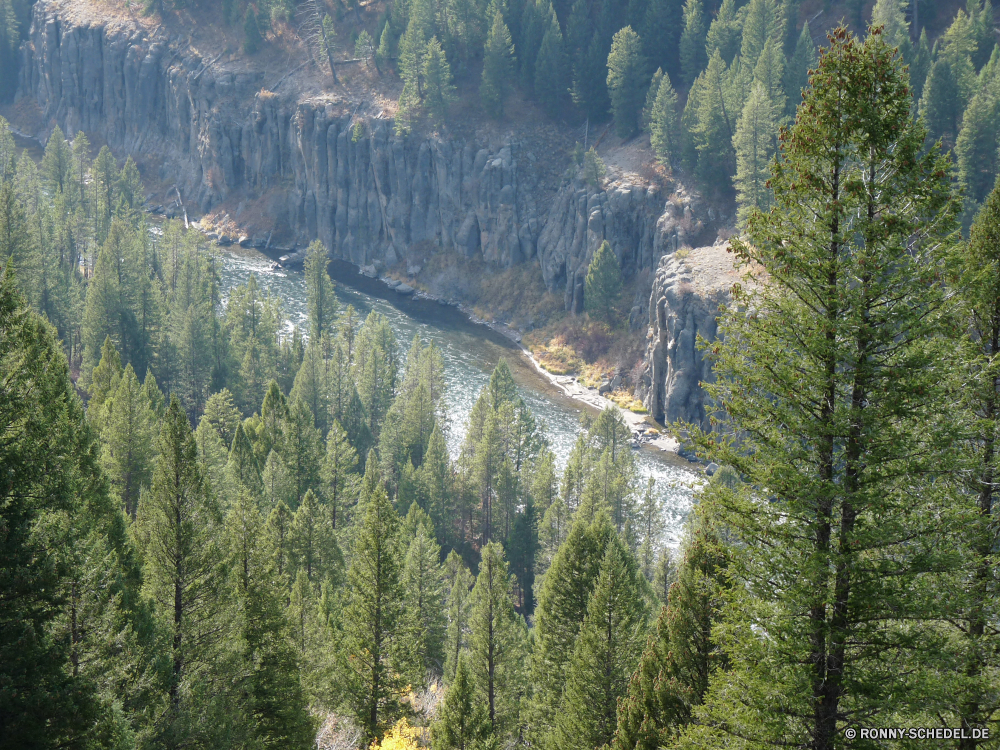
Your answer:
(216, 247), (699, 547)
(11, 128), (697, 546)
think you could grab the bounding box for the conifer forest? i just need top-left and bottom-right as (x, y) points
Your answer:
(4, 0), (1000, 749)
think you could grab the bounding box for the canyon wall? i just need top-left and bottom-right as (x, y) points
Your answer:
(17, 0), (704, 307)
(17, 0), (727, 427)
(637, 244), (736, 428)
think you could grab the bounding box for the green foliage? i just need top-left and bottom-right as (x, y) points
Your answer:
(432, 652), (489, 750)
(555, 535), (649, 750)
(584, 241), (623, 324)
(679, 0), (706, 86)
(689, 27), (961, 749)
(582, 146), (606, 188)
(243, 6), (263, 54)
(953, 177), (1000, 739)
(481, 12), (516, 118)
(423, 36), (457, 124)
(609, 507), (727, 750)
(403, 522), (447, 683)
(704, 0), (740, 65)
(99, 363), (156, 518)
(469, 541), (526, 740)
(305, 240), (337, 343)
(649, 70), (679, 168)
(783, 21), (815, 116)
(534, 6), (570, 117)
(344, 454), (408, 742)
(733, 81), (778, 226)
(606, 26), (647, 137)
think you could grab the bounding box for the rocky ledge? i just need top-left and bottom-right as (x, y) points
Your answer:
(636, 242), (741, 430)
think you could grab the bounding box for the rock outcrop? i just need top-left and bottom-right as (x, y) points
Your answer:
(16, 0), (708, 308)
(638, 243), (739, 428)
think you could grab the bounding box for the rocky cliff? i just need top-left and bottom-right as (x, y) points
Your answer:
(637, 243), (738, 428)
(16, 0), (709, 309)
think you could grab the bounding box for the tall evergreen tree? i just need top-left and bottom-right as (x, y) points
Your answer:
(584, 241), (624, 324)
(534, 7), (570, 117)
(609, 505), (728, 750)
(468, 541), (525, 742)
(99, 363), (156, 518)
(423, 37), (457, 124)
(687, 27), (960, 750)
(783, 21), (816, 117)
(951, 178), (1000, 745)
(606, 26), (647, 137)
(482, 12), (516, 118)
(679, 0), (707, 86)
(322, 418), (359, 530)
(344, 453), (408, 742)
(529, 512), (612, 747)
(304, 239), (337, 343)
(137, 396), (225, 727)
(704, 0), (740, 65)
(402, 522), (447, 683)
(740, 0), (782, 68)
(555, 536), (649, 750)
(432, 652), (488, 750)
(444, 558), (476, 682)
(733, 81), (778, 226)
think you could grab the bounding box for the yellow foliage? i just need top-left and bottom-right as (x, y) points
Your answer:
(370, 718), (421, 750)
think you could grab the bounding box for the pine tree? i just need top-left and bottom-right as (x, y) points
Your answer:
(649, 70), (680, 169)
(481, 12), (516, 118)
(282, 395), (323, 507)
(529, 512), (612, 747)
(403, 522), (447, 682)
(99, 363), (156, 519)
(572, 31), (612, 121)
(225, 488), (315, 748)
(690, 51), (737, 192)
(636, 477), (663, 581)
(740, 0), (781, 68)
(534, 7), (570, 117)
(423, 37), (457, 125)
(920, 57), (962, 145)
(419, 422), (453, 544)
(642, 67), (663, 128)
(265, 500), (296, 584)
(304, 239), (337, 343)
(956, 71), (1000, 208)
(555, 536), (649, 750)
(733, 81), (778, 226)
(137, 396), (225, 721)
(606, 26), (647, 138)
(951, 178), (1000, 745)
(870, 0), (911, 61)
(704, 0), (740, 64)
(679, 0), (706, 86)
(783, 21), (816, 117)
(584, 241), (624, 324)
(609, 505), (728, 750)
(290, 340), (331, 435)
(226, 420), (263, 500)
(289, 488), (341, 584)
(432, 652), (488, 750)
(688, 27), (960, 750)
(355, 311), (399, 439)
(322, 418), (359, 530)
(0, 270), (131, 746)
(910, 27), (931, 97)
(444, 559), (476, 681)
(469, 541), (525, 741)
(243, 6), (263, 53)
(344, 453), (408, 742)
